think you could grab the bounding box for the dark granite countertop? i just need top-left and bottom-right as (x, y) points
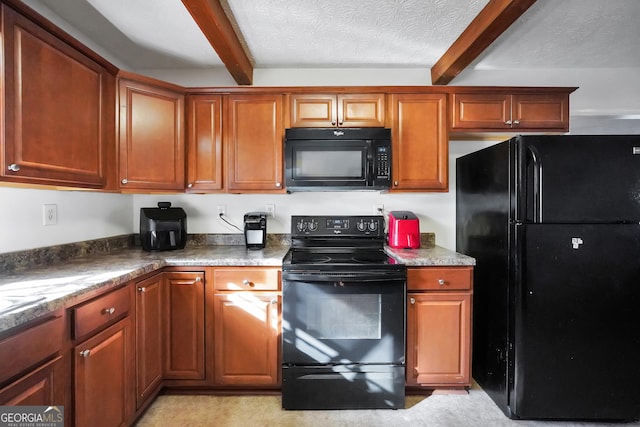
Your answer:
(0, 245), (289, 333)
(0, 241), (474, 334)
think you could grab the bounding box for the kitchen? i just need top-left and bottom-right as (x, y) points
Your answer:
(1, 0), (640, 426)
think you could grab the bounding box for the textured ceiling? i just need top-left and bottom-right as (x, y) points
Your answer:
(23, 0), (640, 71)
(473, 0), (640, 69)
(220, 0), (488, 68)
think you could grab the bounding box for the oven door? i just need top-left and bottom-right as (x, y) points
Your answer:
(282, 273), (406, 365)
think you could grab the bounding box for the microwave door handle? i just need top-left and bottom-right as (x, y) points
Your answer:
(366, 152), (374, 186)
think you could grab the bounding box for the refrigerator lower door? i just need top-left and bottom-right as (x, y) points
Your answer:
(512, 223), (640, 420)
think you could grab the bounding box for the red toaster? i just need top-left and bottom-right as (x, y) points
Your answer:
(387, 211), (420, 249)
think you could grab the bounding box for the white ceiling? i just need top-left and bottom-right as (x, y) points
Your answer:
(19, 0), (640, 133)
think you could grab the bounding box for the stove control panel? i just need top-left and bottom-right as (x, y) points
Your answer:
(292, 215), (384, 237)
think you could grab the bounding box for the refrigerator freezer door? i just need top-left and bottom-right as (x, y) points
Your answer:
(516, 135), (640, 223)
(512, 223), (640, 420)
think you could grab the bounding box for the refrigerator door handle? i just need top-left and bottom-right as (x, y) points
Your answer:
(527, 145), (543, 223)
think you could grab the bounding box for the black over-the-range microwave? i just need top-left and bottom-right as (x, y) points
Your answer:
(284, 127), (392, 191)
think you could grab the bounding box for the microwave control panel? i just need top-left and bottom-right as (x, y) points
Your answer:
(376, 146), (391, 179)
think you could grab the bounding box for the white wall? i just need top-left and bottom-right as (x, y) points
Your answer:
(133, 138), (494, 252)
(0, 187), (133, 253)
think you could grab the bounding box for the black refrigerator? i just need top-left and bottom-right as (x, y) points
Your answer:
(456, 135), (640, 421)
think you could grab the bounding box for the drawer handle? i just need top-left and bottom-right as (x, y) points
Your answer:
(410, 297), (415, 305)
(102, 307), (116, 315)
(438, 279), (446, 286)
(242, 279), (255, 287)
(195, 277), (202, 282)
(79, 349), (91, 358)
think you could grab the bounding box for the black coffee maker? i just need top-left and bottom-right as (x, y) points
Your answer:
(244, 212), (267, 250)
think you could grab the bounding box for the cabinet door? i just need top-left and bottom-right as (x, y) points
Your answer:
(1, 6), (113, 188)
(186, 94), (223, 191)
(406, 292), (471, 386)
(118, 79), (184, 191)
(289, 94), (336, 127)
(135, 274), (163, 408)
(388, 93), (448, 191)
(512, 93), (569, 131)
(0, 356), (63, 406)
(75, 318), (133, 427)
(450, 93), (511, 130)
(288, 93), (385, 127)
(213, 293), (280, 386)
(163, 271), (205, 380)
(225, 94), (284, 192)
(338, 94), (385, 127)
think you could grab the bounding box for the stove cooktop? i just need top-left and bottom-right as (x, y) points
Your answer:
(285, 248), (395, 266)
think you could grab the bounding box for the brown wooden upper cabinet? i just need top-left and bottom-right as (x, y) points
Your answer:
(186, 95), (223, 192)
(450, 92), (570, 132)
(1, 5), (114, 188)
(288, 93), (385, 128)
(225, 94), (285, 193)
(387, 93), (448, 191)
(118, 76), (185, 191)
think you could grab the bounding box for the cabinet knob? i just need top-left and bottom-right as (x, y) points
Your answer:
(331, 121), (337, 126)
(195, 276), (202, 282)
(410, 297), (416, 305)
(275, 182), (281, 188)
(513, 120), (520, 126)
(505, 120), (512, 126)
(271, 299), (278, 305)
(138, 287), (146, 292)
(438, 279), (446, 286)
(242, 279), (255, 287)
(187, 183), (193, 188)
(102, 307), (116, 315)
(79, 349), (91, 358)
(7, 163), (20, 172)
(394, 181), (399, 186)
(338, 120), (344, 126)
(121, 178), (128, 185)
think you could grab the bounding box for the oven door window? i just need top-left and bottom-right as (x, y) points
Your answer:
(282, 279), (405, 365)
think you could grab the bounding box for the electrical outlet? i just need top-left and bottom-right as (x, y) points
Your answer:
(374, 204), (384, 215)
(217, 205), (226, 216)
(43, 204), (57, 226)
(265, 204), (276, 218)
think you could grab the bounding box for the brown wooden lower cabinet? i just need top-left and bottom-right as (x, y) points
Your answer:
(0, 356), (64, 406)
(135, 273), (163, 409)
(163, 270), (206, 381)
(74, 317), (133, 427)
(212, 293), (280, 386)
(406, 267), (473, 389)
(210, 267), (281, 387)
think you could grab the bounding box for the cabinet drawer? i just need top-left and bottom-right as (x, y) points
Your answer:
(213, 268), (280, 291)
(0, 314), (64, 385)
(72, 285), (130, 340)
(407, 267), (472, 291)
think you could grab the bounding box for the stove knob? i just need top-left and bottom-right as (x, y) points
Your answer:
(296, 220), (307, 232)
(308, 220), (318, 231)
(356, 220), (366, 231)
(368, 220), (378, 231)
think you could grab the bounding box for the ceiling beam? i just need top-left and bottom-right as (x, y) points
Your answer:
(181, 0), (253, 85)
(430, 0), (537, 85)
